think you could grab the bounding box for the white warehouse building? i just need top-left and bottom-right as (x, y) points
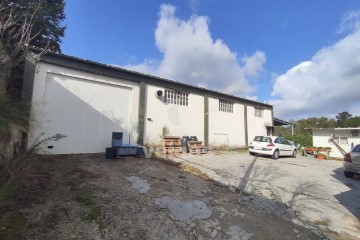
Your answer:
(22, 52), (274, 154)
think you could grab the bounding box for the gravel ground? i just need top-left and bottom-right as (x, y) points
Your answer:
(13, 154), (324, 240)
(168, 151), (360, 240)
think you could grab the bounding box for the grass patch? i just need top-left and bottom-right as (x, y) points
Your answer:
(0, 212), (26, 240)
(73, 188), (96, 207)
(72, 185), (102, 223)
(179, 164), (212, 181)
(43, 206), (61, 229)
(85, 205), (101, 221)
(314, 220), (329, 226)
(0, 187), (12, 214)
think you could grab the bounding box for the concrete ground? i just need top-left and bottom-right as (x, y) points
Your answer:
(169, 151), (360, 240)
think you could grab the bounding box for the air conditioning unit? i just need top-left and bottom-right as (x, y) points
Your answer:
(155, 89), (164, 101)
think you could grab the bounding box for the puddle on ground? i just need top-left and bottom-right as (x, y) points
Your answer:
(127, 176), (150, 193)
(226, 226), (254, 240)
(154, 196), (212, 224)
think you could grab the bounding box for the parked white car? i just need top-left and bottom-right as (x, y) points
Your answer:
(343, 144), (360, 178)
(248, 136), (297, 159)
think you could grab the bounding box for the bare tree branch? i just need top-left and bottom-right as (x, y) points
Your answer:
(0, 1), (48, 68)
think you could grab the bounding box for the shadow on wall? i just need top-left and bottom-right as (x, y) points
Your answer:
(332, 167), (360, 220)
(30, 73), (133, 154)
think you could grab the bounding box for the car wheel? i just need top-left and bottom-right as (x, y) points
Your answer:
(249, 152), (255, 156)
(272, 150), (279, 159)
(292, 150), (297, 158)
(344, 171), (354, 178)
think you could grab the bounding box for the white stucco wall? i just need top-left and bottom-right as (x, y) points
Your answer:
(144, 85), (204, 144)
(208, 97), (246, 147)
(29, 62), (139, 154)
(313, 129), (360, 158)
(246, 106), (272, 144)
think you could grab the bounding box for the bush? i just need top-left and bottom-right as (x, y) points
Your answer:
(0, 93), (30, 135)
(283, 134), (312, 148)
(0, 133), (66, 189)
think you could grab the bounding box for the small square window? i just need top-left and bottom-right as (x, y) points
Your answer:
(164, 89), (188, 106)
(219, 99), (233, 113)
(255, 108), (263, 117)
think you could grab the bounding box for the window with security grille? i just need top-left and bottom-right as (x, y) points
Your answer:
(340, 137), (348, 144)
(333, 137), (348, 144)
(164, 89), (189, 106)
(254, 108), (263, 117)
(219, 99), (233, 113)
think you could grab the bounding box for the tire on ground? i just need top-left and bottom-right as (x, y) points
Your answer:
(272, 150), (279, 159)
(344, 171), (354, 178)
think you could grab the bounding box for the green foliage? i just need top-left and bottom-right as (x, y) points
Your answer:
(1, 0), (66, 97)
(2, 0), (66, 53)
(0, 133), (66, 189)
(0, 211), (26, 240)
(276, 111), (360, 147)
(335, 111), (352, 127)
(284, 134), (312, 148)
(73, 187), (102, 222)
(0, 93), (30, 134)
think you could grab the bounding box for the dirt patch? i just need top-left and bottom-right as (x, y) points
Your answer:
(9, 154), (322, 239)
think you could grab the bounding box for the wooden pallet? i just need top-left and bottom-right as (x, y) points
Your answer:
(162, 136), (182, 154)
(188, 141), (205, 155)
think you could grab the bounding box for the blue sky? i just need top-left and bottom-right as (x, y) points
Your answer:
(62, 0), (360, 119)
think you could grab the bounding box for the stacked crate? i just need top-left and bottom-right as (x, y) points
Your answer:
(162, 136), (182, 154)
(187, 141), (205, 155)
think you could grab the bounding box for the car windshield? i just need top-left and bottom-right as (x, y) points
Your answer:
(254, 136), (272, 143)
(352, 144), (360, 152)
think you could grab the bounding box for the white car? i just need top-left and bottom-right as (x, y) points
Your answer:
(248, 136), (297, 159)
(343, 144), (360, 178)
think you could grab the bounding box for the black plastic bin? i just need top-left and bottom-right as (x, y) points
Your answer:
(190, 136), (198, 141)
(112, 132), (123, 147)
(105, 147), (117, 159)
(181, 136), (190, 153)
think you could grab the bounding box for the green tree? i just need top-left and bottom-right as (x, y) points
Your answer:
(335, 111), (352, 127)
(344, 116), (360, 127)
(1, 0), (66, 96)
(2, 0), (66, 53)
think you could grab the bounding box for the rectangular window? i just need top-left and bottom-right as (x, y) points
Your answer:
(164, 89), (188, 106)
(333, 137), (348, 144)
(219, 99), (233, 113)
(254, 108), (263, 117)
(340, 137), (348, 144)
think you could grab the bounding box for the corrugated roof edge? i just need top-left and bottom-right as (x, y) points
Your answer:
(37, 51), (272, 109)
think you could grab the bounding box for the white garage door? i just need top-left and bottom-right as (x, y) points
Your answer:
(42, 73), (132, 154)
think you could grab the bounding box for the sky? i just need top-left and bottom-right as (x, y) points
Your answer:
(62, 0), (360, 120)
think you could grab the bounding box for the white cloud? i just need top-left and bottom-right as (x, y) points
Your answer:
(242, 51), (266, 78)
(338, 10), (360, 33)
(122, 4), (266, 96)
(189, 0), (200, 12)
(270, 14), (360, 119)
